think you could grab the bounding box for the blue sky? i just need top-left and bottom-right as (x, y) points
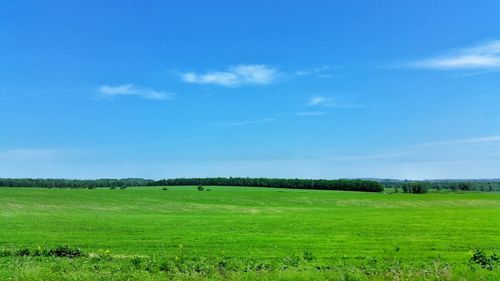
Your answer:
(1, 1), (499, 179)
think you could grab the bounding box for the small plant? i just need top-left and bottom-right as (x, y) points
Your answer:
(162, 187), (168, 191)
(197, 185), (204, 191)
(16, 248), (30, 256)
(0, 249), (13, 257)
(206, 188), (212, 191)
(303, 250), (315, 262)
(96, 249), (112, 260)
(130, 256), (143, 269)
(469, 249), (498, 270)
(283, 254), (301, 267)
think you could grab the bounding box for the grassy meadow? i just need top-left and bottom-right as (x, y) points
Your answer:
(0, 186), (499, 280)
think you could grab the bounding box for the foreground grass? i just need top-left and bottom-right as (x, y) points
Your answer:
(0, 186), (499, 280)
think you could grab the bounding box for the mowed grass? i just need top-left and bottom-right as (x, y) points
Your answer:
(0, 186), (499, 280)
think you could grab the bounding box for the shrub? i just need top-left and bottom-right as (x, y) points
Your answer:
(162, 187), (168, 191)
(130, 256), (143, 269)
(48, 245), (84, 258)
(120, 186), (127, 190)
(16, 248), (30, 256)
(0, 249), (13, 257)
(469, 249), (498, 270)
(1, 246), (84, 258)
(110, 186), (116, 190)
(197, 185), (204, 191)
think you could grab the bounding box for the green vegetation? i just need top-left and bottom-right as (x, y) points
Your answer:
(0, 186), (499, 280)
(400, 181), (430, 193)
(150, 177), (385, 192)
(0, 178), (151, 188)
(380, 179), (500, 192)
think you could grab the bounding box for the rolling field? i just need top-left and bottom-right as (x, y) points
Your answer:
(0, 186), (499, 280)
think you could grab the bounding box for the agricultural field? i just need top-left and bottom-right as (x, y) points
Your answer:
(0, 186), (499, 280)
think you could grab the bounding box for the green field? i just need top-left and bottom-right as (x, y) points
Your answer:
(1, 186), (499, 280)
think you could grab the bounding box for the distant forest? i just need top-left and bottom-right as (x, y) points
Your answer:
(379, 179), (500, 193)
(0, 178), (152, 188)
(0, 177), (383, 192)
(0, 177), (498, 193)
(149, 177), (384, 192)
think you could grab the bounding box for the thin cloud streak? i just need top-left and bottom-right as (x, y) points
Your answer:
(213, 118), (276, 127)
(308, 96), (365, 108)
(0, 148), (75, 161)
(410, 40), (500, 70)
(295, 112), (328, 116)
(295, 65), (330, 76)
(181, 64), (278, 87)
(99, 84), (173, 100)
(414, 135), (500, 148)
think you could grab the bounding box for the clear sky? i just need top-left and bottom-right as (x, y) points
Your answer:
(1, 1), (499, 180)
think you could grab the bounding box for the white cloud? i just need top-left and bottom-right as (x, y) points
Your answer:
(214, 118), (276, 127)
(295, 112), (327, 116)
(308, 96), (364, 108)
(309, 96), (333, 106)
(99, 84), (173, 100)
(181, 64), (278, 87)
(411, 40), (500, 70)
(294, 65), (330, 76)
(414, 135), (500, 148)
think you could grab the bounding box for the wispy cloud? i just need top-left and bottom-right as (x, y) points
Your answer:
(181, 64), (278, 87)
(414, 135), (500, 148)
(410, 40), (500, 70)
(0, 93), (57, 101)
(214, 118), (276, 127)
(294, 65), (342, 79)
(0, 148), (73, 161)
(308, 96), (364, 108)
(99, 84), (173, 100)
(295, 65), (330, 76)
(295, 112), (327, 117)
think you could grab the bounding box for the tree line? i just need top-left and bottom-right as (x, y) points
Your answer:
(0, 178), (152, 188)
(380, 180), (500, 193)
(148, 177), (384, 192)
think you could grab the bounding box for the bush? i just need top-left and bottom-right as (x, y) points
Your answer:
(162, 187), (168, 191)
(469, 249), (498, 270)
(110, 186), (116, 190)
(0, 246), (85, 258)
(130, 256), (143, 269)
(16, 248), (30, 256)
(47, 245), (84, 258)
(197, 185), (204, 191)
(120, 186), (127, 190)
(0, 249), (13, 257)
